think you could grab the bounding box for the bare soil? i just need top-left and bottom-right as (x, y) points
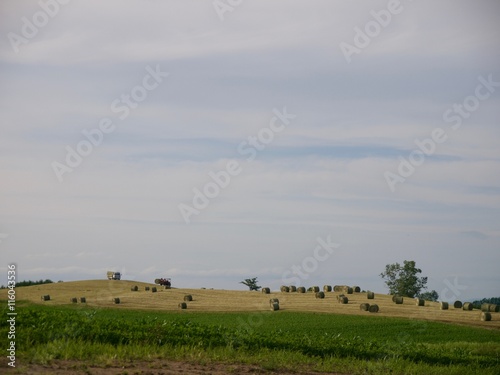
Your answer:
(1, 359), (345, 375)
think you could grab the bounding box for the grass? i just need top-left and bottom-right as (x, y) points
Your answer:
(2, 302), (500, 374)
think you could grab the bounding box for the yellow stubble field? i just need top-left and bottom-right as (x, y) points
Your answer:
(2, 279), (499, 330)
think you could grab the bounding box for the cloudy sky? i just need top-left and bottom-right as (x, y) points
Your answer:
(1, 0), (499, 301)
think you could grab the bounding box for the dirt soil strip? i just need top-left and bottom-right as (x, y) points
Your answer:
(1, 360), (347, 375)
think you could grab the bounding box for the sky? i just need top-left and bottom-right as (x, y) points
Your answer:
(1, 0), (499, 301)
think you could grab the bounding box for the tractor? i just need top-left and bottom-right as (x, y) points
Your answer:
(154, 278), (171, 288)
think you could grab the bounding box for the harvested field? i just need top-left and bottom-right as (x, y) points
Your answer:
(3, 279), (499, 329)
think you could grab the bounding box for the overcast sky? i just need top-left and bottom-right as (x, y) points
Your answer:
(1, 0), (499, 301)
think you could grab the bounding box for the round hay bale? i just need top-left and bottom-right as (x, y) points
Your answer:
(315, 291), (325, 299)
(488, 304), (498, 313)
(481, 303), (490, 312)
(353, 286), (361, 293)
(289, 286), (297, 292)
(80, 297), (86, 303)
(495, 305), (500, 313)
(178, 302), (187, 309)
(333, 285), (342, 292)
(346, 287), (353, 294)
(339, 296), (348, 304)
(154, 279), (160, 284)
(440, 302), (449, 310)
(270, 302), (280, 311)
(481, 312), (492, 321)
(269, 298), (279, 306)
(184, 294), (193, 302)
(131, 285), (138, 291)
(41, 295), (50, 301)
(453, 300), (463, 309)
(463, 302), (473, 311)
(261, 287), (270, 294)
(297, 287), (306, 293)
(367, 291), (375, 299)
(392, 294), (400, 302)
(113, 298), (120, 304)
(323, 285), (332, 292)
(145, 286), (150, 291)
(280, 285), (290, 293)
(151, 287), (157, 293)
(416, 298), (425, 307)
(310, 286), (320, 293)
(70, 297), (77, 303)
(394, 296), (404, 304)
(360, 303), (370, 311)
(337, 294), (345, 302)
(369, 304), (379, 313)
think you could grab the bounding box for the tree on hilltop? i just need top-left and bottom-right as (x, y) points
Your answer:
(240, 277), (261, 291)
(380, 260), (430, 298)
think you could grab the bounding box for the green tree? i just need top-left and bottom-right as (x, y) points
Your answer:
(418, 290), (439, 301)
(380, 260), (428, 298)
(240, 277), (261, 291)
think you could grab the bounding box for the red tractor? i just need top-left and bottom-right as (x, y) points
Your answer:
(154, 278), (171, 288)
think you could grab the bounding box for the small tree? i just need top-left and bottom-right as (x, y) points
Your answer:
(380, 260), (428, 298)
(240, 277), (261, 291)
(418, 290), (439, 302)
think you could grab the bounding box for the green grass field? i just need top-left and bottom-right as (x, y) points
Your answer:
(2, 301), (500, 374)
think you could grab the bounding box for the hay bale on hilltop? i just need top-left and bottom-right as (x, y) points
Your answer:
(70, 297), (77, 303)
(310, 286), (320, 293)
(333, 285), (343, 292)
(463, 302), (473, 311)
(184, 294), (193, 302)
(392, 295), (400, 302)
(289, 286), (297, 292)
(113, 298), (120, 304)
(360, 303), (370, 311)
(337, 294), (345, 302)
(346, 287), (353, 294)
(367, 291), (375, 299)
(453, 300), (463, 309)
(481, 303), (490, 312)
(80, 297), (86, 303)
(269, 298), (279, 306)
(280, 285), (290, 293)
(339, 296), (348, 304)
(416, 298), (425, 307)
(297, 287), (306, 293)
(261, 287), (270, 294)
(151, 287), (157, 293)
(145, 286), (150, 291)
(131, 285), (138, 292)
(41, 295), (50, 301)
(315, 291), (325, 299)
(353, 286), (361, 293)
(440, 302), (449, 310)
(488, 304), (499, 313)
(178, 302), (187, 310)
(394, 296), (404, 305)
(481, 312), (492, 321)
(270, 302), (280, 311)
(323, 285), (332, 292)
(369, 304), (379, 313)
